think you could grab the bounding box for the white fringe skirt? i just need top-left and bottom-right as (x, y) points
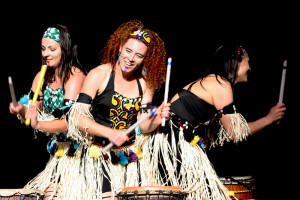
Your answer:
(145, 119), (233, 200)
(24, 101), (249, 200)
(23, 135), (163, 200)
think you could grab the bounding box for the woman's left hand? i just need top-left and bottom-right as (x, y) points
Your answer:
(266, 102), (286, 124)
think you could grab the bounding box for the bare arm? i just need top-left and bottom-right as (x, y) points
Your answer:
(248, 103), (286, 135)
(211, 79), (235, 134)
(212, 80), (286, 136)
(72, 65), (128, 146)
(138, 84), (170, 134)
(29, 68), (86, 133)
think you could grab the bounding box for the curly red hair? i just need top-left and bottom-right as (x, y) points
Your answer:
(100, 19), (167, 91)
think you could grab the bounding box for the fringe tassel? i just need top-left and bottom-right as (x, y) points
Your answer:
(24, 140), (160, 199)
(212, 113), (250, 147)
(67, 102), (94, 146)
(24, 142), (84, 200)
(148, 120), (232, 200)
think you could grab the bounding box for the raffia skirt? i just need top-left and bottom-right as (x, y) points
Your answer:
(23, 134), (164, 200)
(145, 119), (233, 200)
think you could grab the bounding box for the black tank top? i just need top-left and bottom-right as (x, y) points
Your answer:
(170, 81), (217, 126)
(91, 71), (143, 148)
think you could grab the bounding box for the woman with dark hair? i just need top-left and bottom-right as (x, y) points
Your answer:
(9, 24), (86, 199)
(148, 44), (286, 200)
(9, 24), (86, 131)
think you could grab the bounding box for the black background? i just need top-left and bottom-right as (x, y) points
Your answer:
(0, 3), (298, 199)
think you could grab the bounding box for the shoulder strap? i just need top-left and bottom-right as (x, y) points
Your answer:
(136, 77), (143, 97)
(107, 70), (114, 91)
(187, 81), (197, 91)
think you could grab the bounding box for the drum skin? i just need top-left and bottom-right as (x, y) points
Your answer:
(0, 189), (44, 200)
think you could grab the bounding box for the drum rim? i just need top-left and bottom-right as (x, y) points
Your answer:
(0, 189), (45, 197)
(121, 186), (183, 192)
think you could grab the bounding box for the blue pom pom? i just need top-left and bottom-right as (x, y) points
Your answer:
(74, 143), (79, 150)
(119, 151), (128, 165)
(19, 95), (29, 105)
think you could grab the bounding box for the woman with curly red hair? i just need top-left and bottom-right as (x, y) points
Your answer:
(63, 19), (170, 199)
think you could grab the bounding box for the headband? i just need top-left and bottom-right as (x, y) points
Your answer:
(128, 30), (151, 47)
(237, 46), (246, 55)
(42, 27), (60, 43)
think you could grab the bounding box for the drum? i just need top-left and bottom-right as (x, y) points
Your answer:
(0, 189), (44, 200)
(220, 176), (256, 199)
(118, 186), (187, 200)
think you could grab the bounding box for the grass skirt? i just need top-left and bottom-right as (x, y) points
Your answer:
(146, 120), (233, 200)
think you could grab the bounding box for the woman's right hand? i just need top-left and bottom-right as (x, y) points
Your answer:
(9, 102), (23, 115)
(108, 129), (129, 146)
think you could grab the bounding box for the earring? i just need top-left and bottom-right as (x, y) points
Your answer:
(118, 53), (120, 65)
(142, 67), (147, 76)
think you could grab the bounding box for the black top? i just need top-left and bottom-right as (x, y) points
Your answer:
(78, 71), (143, 148)
(170, 81), (217, 126)
(90, 71), (143, 127)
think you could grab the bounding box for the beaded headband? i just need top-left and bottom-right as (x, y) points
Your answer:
(42, 27), (60, 43)
(128, 30), (151, 47)
(237, 46), (246, 55)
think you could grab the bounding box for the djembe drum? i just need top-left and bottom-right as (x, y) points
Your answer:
(0, 189), (44, 200)
(118, 186), (187, 200)
(220, 176), (256, 199)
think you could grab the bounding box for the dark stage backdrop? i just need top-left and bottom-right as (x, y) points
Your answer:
(0, 6), (297, 199)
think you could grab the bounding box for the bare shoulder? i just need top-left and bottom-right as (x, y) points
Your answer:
(206, 75), (232, 92)
(65, 67), (86, 87)
(138, 76), (155, 104)
(71, 66), (86, 77)
(63, 67), (86, 100)
(81, 64), (112, 97)
(87, 64), (111, 80)
(68, 66), (86, 82)
(206, 75), (233, 110)
(31, 72), (42, 92)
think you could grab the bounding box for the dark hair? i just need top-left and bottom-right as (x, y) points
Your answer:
(201, 44), (246, 87)
(43, 24), (86, 86)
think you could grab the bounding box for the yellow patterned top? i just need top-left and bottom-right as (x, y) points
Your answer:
(110, 91), (142, 130)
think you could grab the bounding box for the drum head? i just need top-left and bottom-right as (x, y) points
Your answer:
(0, 189), (44, 200)
(119, 186), (186, 200)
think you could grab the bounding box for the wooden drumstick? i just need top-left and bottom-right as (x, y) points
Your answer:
(8, 76), (17, 107)
(25, 64), (47, 126)
(103, 107), (157, 151)
(161, 57), (172, 127)
(278, 60), (287, 103)
(277, 60), (287, 124)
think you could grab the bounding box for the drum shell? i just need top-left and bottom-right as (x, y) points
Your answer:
(220, 176), (255, 199)
(118, 186), (187, 200)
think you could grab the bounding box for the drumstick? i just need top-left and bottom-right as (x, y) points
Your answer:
(103, 107), (157, 151)
(25, 64), (47, 126)
(161, 57), (172, 127)
(278, 60), (287, 103)
(277, 60), (287, 125)
(8, 76), (17, 107)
